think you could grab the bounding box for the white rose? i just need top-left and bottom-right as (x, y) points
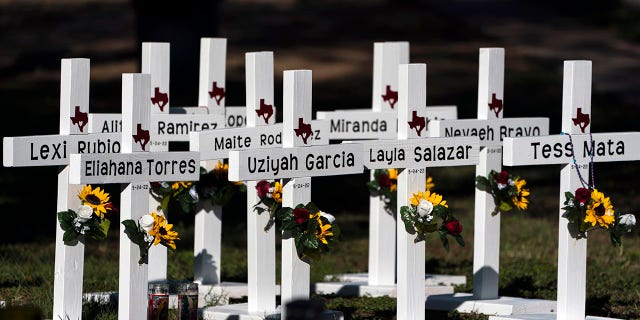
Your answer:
(619, 214), (636, 232)
(77, 205), (94, 223)
(139, 214), (155, 233)
(417, 199), (433, 218)
(320, 211), (335, 224)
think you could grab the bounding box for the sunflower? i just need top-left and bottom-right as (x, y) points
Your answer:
(426, 176), (435, 191)
(271, 181), (283, 203)
(312, 212), (334, 244)
(388, 169), (398, 192)
(511, 178), (530, 210)
(78, 185), (113, 219)
(148, 212), (180, 250)
(585, 189), (615, 228)
(410, 190), (448, 208)
(171, 181), (192, 191)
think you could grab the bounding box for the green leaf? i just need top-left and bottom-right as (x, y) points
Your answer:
(455, 235), (465, 247)
(498, 201), (513, 212)
(475, 176), (491, 191)
(303, 233), (320, 250)
(98, 219), (111, 239)
(63, 230), (77, 242)
(305, 202), (320, 214)
(440, 232), (450, 252)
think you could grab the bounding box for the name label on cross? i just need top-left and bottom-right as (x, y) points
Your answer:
(429, 118), (549, 146)
(150, 114), (226, 141)
(503, 132), (640, 166)
(228, 143), (363, 181)
(3, 133), (121, 167)
(191, 121), (330, 159)
(361, 136), (479, 169)
(68, 152), (200, 184)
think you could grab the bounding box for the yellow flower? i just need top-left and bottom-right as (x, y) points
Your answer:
(409, 190), (448, 208)
(388, 169), (398, 192)
(426, 176), (435, 191)
(312, 212), (334, 244)
(271, 181), (283, 203)
(585, 189), (615, 228)
(511, 178), (530, 210)
(214, 161), (229, 176)
(171, 181), (192, 190)
(78, 185), (113, 219)
(148, 212), (180, 250)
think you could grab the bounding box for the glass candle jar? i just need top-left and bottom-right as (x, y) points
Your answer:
(178, 282), (198, 320)
(147, 283), (169, 320)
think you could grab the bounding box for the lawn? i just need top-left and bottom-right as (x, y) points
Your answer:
(1, 167), (639, 319)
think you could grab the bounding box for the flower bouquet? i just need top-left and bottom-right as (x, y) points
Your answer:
(254, 180), (283, 231)
(150, 180), (198, 215)
(277, 202), (340, 261)
(197, 161), (246, 206)
(122, 211), (180, 264)
(400, 190), (464, 250)
(562, 187), (636, 245)
(57, 185), (116, 242)
(368, 169), (435, 214)
(475, 170), (530, 216)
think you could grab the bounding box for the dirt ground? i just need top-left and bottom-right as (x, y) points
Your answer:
(2, 0), (640, 241)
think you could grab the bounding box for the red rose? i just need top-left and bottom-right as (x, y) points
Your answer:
(256, 180), (270, 198)
(293, 208), (310, 224)
(493, 170), (509, 185)
(445, 219), (463, 236)
(574, 188), (591, 205)
(150, 181), (162, 188)
(377, 173), (391, 188)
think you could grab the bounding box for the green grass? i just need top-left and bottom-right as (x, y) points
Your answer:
(1, 191), (639, 319)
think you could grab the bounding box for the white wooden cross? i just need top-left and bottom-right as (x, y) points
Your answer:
(86, 39), (227, 285)
(2, 59), (123, 320)
(359, 63), (479, 320)
(315, 42), (461, 295)
(492, 61), (640, 320)
(68, 73), (200, 320)
(223, 70), (361, 319)
(426, 48), (552, 310)
(194, 63), (335, 319)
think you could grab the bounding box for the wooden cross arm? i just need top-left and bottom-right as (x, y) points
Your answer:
(3, 133), (121, 167)
(68, 151), (200, 184)
(228, 143), (364, 181)
(190, 120), (330, 160)
(428, 117), (549, 146)
(503, 132), (640, 166)
(361, 136), (480, 170)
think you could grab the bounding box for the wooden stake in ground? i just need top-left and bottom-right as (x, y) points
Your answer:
(69, 73), (199, 320)
(496, 61), (640, 320)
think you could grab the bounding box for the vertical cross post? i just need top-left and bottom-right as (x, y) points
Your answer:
(396, 63), (427, 320)
(281, 70), (313, 318)
(556, 61), (591, 320)
(473, 48), (504, 299)
(245, 51), (277, 313)
(53, 58), (90, 320)
(194, 38), (228, 285)
(369, 42), (409, 286)
(119, 73), (152, 320)
(143, 42), (171, 282)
